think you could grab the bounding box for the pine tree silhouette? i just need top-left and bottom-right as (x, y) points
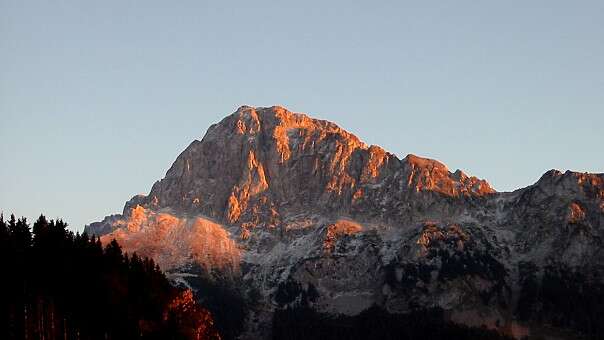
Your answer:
(0, 213), (220, 340)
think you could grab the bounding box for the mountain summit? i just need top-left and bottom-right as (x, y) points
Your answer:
(87, 106), (604, 339)
(129, 105), (493, 222)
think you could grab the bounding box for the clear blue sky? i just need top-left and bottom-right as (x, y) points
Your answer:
(1, 1), (603, 231)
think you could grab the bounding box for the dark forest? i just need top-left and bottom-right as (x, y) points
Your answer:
(0, 214), (220, 339)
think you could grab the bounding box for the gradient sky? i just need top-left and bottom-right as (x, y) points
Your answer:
(1, 1), (603, 232)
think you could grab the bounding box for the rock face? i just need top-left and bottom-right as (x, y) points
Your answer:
(86, 106), (604, 339)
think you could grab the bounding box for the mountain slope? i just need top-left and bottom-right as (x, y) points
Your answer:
(86, 106), (604, 339)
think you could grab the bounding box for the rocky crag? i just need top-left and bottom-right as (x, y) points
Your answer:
(86, 106), (604, 339)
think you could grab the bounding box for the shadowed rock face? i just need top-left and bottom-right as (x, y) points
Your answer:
(86, 106), (603, 339)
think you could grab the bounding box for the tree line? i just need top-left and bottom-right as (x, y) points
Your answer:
(0, 214), (220, 340)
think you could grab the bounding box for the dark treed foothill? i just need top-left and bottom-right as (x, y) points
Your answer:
(272, 304), (514, 340)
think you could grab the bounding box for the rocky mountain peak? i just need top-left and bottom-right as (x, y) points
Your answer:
(533, 169), (604, 197)
(85, 106), (603, 339)
(129, 106), (495, 227)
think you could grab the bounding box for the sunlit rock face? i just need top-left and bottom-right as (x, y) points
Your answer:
(86, 106), (604, 339)
(96, 206), (240, 273)
(122, 106), (494, 226)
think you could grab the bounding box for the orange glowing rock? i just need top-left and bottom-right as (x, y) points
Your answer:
(404, 154), (495, 197)
(323, 219), (363, 254)
(100, 206), (240, 273)
(226, 193), (241, 223)
(361, 145), (387, 181)
(568, 202), (586, 223)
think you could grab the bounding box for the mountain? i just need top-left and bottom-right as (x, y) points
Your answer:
(86, 106), (604, 339)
